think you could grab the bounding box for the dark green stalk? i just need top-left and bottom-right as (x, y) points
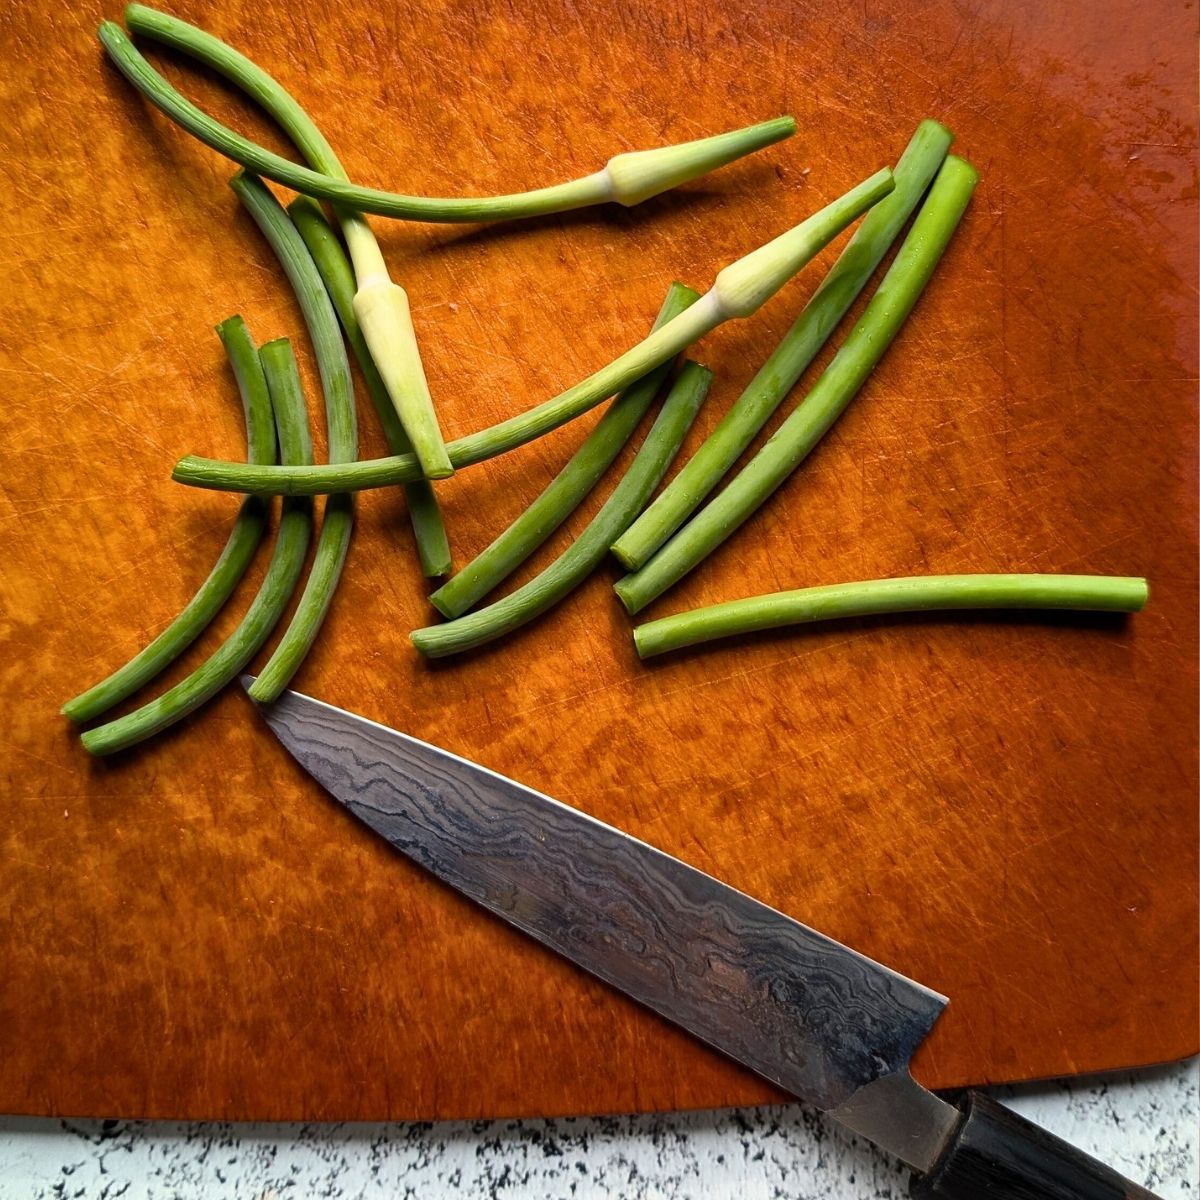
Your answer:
(62, 316), (274, 724)
(173, 168), (900, 499)
(410, 362), (712, 658)
(80, 339), (314, 755)
(100, 17), (794, 223)
(429, 282), (700, 618)
(229, 173), (357, 702)
(633, 575), (1150, 658)
(289, 196), (451, 576)
(611, 119), (954, 571)
(615, 155), (979, 616)
(261, 339), (315, 465)
(216, 314), (278, 467)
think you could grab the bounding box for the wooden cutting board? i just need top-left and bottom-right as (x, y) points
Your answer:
(1, 0), (1195, 1122)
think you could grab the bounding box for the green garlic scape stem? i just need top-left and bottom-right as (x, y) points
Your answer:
(429, 282), (700, 619)
(615, 155), (978, 616)
(122, 3), (451, 479)
(80, 339), (315, 756)
(99, 19), (795, 222)
(230, 173), (357, 703)
(632, 575), (1150, 658)
(173, 168), (895, 497)
(411, 362), (713, 658)
(216, 315), (279, 467)
(611, 119), (954, 571)
(63, 316), (274, 724)
(261, 339), (316, 465)
(289, 196), (451, 575)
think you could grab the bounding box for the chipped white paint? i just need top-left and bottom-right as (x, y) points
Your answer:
(1, 1061), (1195, 1199)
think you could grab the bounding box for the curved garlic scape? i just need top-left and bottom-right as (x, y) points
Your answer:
(173, 167), (896, 498)
(111, 7), (799, 478)
(103, 17), (796, 223)
(121, 4), (454, 480)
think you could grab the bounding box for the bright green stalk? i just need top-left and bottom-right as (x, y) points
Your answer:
(173, 169), (896, 498)
(123, 3), (451, 479)
(410, 362), (712, 658)
(62, 316), (274, 724)
(289, 196), (451, 575)
(80, 339), (314, 755)
(429, 282), (700, 618)
(611, 119), (954, 571)
(632, 575), (1150, 658)
(230, 173), (357, 703)
(615, 155), (979, 616)
(100, 17), (794, 222)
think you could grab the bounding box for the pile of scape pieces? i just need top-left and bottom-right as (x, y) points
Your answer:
(65, 5), (1148, 755)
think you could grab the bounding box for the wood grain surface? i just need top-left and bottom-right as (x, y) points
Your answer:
(1, 0), (1195, 1122)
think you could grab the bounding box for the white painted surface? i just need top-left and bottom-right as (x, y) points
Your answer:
(1, 1059), (1195, 1198)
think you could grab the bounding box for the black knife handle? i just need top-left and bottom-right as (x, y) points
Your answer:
(911, 1091), (1162, 1200)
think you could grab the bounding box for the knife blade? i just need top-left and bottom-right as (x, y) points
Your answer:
(246, 680), (1163, 1199)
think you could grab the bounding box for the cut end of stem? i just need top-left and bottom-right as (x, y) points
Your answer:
(81, 719), (143, 756)
(944, 154), (981, 190)
(214, 313), (247, 337)
(172, 456), (206, 484)
(612, 574), (646, 616)
(416, 538), (453, 579)
(427, 590), (456, 619)
(418, 452), (454, 480)
(604, 115), (798, 207)
(631, 625), (652, 660)
(79, 728), (110, 756)
(609, 540), (641, 572)
(409, 625), (449, 659)
(915, 117), (954, 146)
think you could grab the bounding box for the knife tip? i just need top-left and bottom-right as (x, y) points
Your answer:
(239, 674), (258, 695)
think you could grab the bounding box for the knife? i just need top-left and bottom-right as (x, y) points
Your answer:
(245, 679), (1163, 1199)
